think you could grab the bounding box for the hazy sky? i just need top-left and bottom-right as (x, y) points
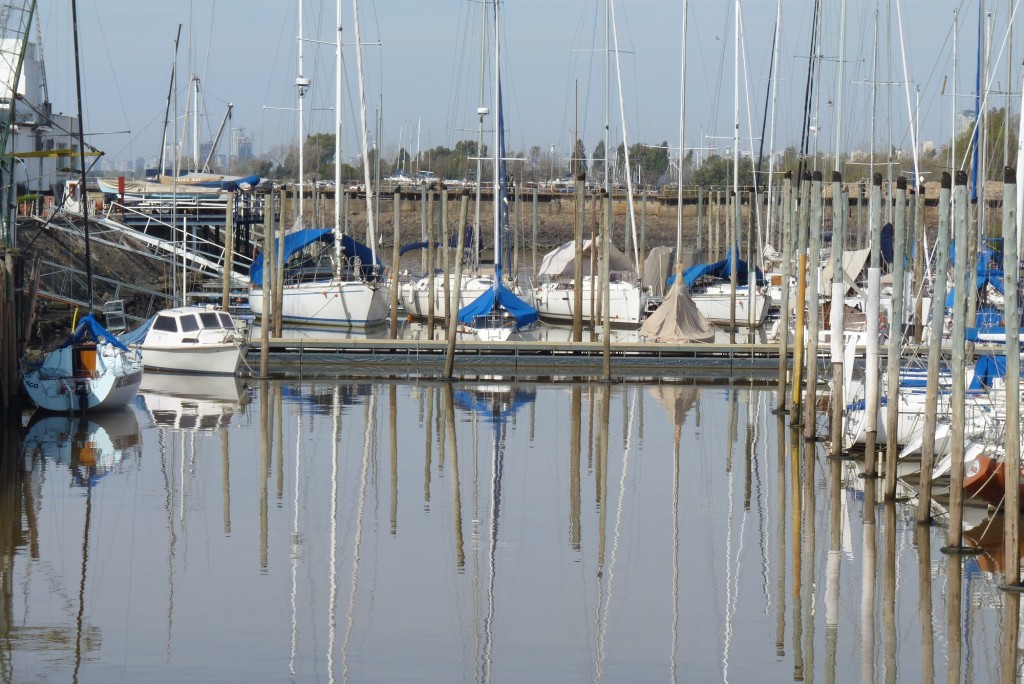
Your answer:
(34, 1), (1002, 174)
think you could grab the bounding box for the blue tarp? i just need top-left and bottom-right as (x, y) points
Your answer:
(679, 245), (766, 288)
(452, 387), (536, 424)
(61, 314), (131, 353)
(944, 272), (1006, 307)
(117, 314), (156, 346)
(968, 354), (1007, 390)
(456, 281), (539, 328)
(249, 228), (382, 284)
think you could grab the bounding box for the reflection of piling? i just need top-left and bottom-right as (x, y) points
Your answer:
(882, 502), (897, 680)
(442, 385), (465, 568)
(570, 386), (582, 550)
(774, 415), (787, 657)
(917, 173), (952, 523)
(825, 457), (842, 682)
(859, 473), (877, 683)
(259, 381), (270, 570)
(884, 177), (908, 500)
(915, 524), (934, 683)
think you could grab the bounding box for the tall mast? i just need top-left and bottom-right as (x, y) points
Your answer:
(834, 0), (847, 174)
(297, 0), (309, 228)
(70, 0), (92, 312)
(353, 0), (377, 265)
(870, 11), (878, 197)
(493, 0), (501, 285)
(334, 0), (343, 273)
(473, 0), (488, 272)
(675, 0), (688, 269)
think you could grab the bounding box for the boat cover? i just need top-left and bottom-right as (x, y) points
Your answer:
(968, 354), (1006, 390)
(639, 282), (716, 343)
(537, 239), (635, 278)
(117, 315), (156, 346)
(61, 314), (131, 353)
(249, 228), (382, 283)
(452, 386), (536, 424)
(642, 246), (674, 298)
(680, 246), (766, 288)
(456, 281), (538, 327)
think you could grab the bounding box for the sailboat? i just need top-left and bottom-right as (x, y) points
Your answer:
(456, 0), (538, 342)
(247, 0), (390, 328)
(21, 3), (143, 413)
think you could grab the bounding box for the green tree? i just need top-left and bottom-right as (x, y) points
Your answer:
(692, 154), (755, 188)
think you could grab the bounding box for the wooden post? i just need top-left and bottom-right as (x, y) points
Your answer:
(916, 172), (952, 524)
(259, 195), (273, 378)
(444, 191), (471, 378)
(426, 187), (436, 337)
(829, 171), (845, 458)
(791, 173), (810, 421)
(273, 189), (285, 337)
(389, 187), (401, 338)
(441, 189), (450, 329)
(804, 172), (823, 440)
(532, 188), (538, 285)
(697, 186), (704, 257)
(912, 186), (925, 343)
(884, 177), (908, 500)
(864, 173), (883, 478)
(774, 174), (793, 414)
(222, 191), (235, 311)
(943, 170), (970, 551)
(1001, 164), (1021, 586)
(572, 173), (585, 342)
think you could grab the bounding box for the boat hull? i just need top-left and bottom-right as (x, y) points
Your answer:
(23, 344), (144, 412)
(249, 280), (391, 327)
(689, 286), (770, 327)
(534, 279), (644, 326)
(400, 275), (495, 319)
(138, 344), (241, 375)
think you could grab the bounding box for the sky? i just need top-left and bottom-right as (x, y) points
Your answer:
(32, 1), (1003, 175)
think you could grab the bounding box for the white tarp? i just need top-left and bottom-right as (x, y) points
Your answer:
(538, 239), (636, 278)
(639, 282), (716, 343)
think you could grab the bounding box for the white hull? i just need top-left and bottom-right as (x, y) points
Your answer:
(122, 306), (244, 375)
(249, 280), (391, 327)
(138, 344), (241, 375)
(689, 285), (770, 327)
(23, 344), (144, 412)
(533, 278), (644, 326)
(399, 274), (496, 319)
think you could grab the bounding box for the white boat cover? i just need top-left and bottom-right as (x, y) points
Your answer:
(642, 246), (674, 298)
(820, 247), (871, 296)
(639, 282), (716, 343)
(538, 239), (635, 278)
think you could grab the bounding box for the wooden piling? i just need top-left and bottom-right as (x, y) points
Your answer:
(791, 173), (810, 422)
(222, 191), (235, 311)
(774, 174), (793, 414)
(864, 173), (883, 478)
(804, 172), (823, 441)
(1001, 164), (1021, 587)
(444, 191), (470, 378)
(829, 171), (845, 458)
(389, 189), (401, 338)
(884, 177), (908, 500)
(916, 172), (952, 524)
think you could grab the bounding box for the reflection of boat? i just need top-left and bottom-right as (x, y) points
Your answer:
(23, 407), (142, 482)
(118, 305), (245, 375)
(136, 373), (248, 431)
(22, 314), (144, 412)
(963, 450), (1024, 509)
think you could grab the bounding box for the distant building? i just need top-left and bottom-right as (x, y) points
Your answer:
(230, 127), (253, 162)
(0, 38), (81, 196)
(956, 109), (975, 137)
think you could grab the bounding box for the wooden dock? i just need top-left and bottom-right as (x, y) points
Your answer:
(241, 337), (789, 382)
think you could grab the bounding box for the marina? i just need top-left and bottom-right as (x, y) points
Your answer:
(7, 0), (1024, 681)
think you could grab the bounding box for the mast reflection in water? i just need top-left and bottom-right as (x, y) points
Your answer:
(1, 380), (1022, 682)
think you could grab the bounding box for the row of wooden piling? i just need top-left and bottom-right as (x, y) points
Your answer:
(776, 166), (1024, 589)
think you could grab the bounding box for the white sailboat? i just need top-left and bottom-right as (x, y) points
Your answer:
(247, 0), (389, 328)
(455, 0), (538, 342)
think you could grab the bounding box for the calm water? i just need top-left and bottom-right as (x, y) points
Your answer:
(0, 377), (1020, 683)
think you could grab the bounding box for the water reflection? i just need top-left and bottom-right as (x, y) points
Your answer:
(2, 381), (1024, 681)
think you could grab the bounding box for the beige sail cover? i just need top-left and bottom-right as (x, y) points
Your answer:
(639, 282), (716, 343)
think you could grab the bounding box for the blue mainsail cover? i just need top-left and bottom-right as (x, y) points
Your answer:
(61, 314), (131, 353)
(680, 246), (766, 288)
(249, 228), (382, 284)
(968, 354), (1006, 390)
(117, 314), (156, 346)
(456, 282), (538, 327)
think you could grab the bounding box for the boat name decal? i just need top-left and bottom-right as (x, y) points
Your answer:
(115, 371), (143, 388)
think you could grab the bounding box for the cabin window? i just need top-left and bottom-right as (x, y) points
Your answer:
(199, 312), (221, 328)
(153, 315), (178, 332)
(180, 314), (199, 332)
(217, 312), (234, 329)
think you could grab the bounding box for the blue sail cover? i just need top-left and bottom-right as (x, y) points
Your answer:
(452, 386), (536, 424)
(61, 314), (131, 353)
(249, 228), (382, 284)
(968, 354), (1006, 390)
(117, 314), (156, 346)
(681, 245), (766, 288)
(457, 282), (539, 328)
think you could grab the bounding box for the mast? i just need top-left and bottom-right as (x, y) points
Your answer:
(71, 0), (92, 311)
(158, 26), (182, 176)
(297, 0), (310, 229)
(492, 0), (501, 286)
(474, 0), (488, 272)
(353, 0), (378, 266)
(675, 0), (688, 272)
(334, 0), (343, 275)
